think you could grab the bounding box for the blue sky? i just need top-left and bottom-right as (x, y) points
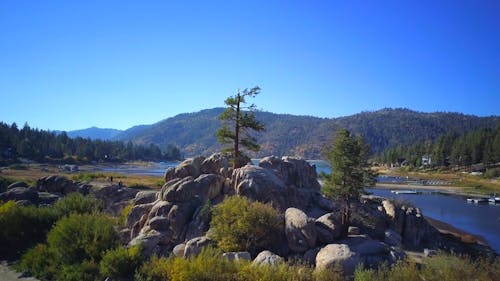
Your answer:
(1, 0), (498, 131)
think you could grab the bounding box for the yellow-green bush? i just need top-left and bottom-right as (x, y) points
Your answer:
(209, 196), (283, 254)
(354, 253), (500, 281)
(0, 201), (59, 259)
(135, 247), (343, 281)
(99, 245), (143, 280)
(53, 192), (102, 216)
(47, 213), (118, 264)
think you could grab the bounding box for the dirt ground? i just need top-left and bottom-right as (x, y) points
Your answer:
(0, 262), (39, 281)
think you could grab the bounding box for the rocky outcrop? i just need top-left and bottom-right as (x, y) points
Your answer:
(252, 250), (284, 266)
(259, 156), (320, 190)
(93, 184), (139, 216)
(36, 175), (78, 195)
(232, 164), (327, 213)
(285, 208), (317, 253)
(201, 153), (230, 175)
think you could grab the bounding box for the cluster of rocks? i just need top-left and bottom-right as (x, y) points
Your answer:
(0, 176), (92, 206)
(124, 153), (446, 274)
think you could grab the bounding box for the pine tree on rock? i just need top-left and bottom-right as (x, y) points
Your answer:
(322, 129), (375, 237)
(217, 86), (265, 169)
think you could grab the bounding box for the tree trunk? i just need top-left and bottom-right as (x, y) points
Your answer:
(233, 93), (241, 169)
(341, 198), (350, 237)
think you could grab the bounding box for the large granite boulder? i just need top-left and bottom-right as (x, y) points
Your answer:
(0, 186), (39, 204)
(183, 236), (213, 258)
(285, 208), (317, 253)
(164, 156), (205, 182)
(201, 153), (230, 175)
(259, 156), (320, 190)
(133, 191), (157, 205)
(129, 230), (163, 258)
(316, 244), (358, 276)
(252, 250), (284, 266)
(160, 174), (224, 204)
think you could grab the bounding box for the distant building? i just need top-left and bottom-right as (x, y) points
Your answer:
(422, 155), (432, 166)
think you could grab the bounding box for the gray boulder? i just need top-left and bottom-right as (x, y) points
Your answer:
(285, 208), (317, 253)
(184, 236), (213, 258)
(252, 250), (284, 266)
(38, 192), (61, 205)
(259, 156), (320, 190)
(223, 251), (252, 262)
(173, 243), (186, 257)
(36, 175), (77, 195)
(134, 191), (157, 205)
(129, 230), (163, 258)
(0, 186), (39, 204)
(126, 202), (156, 228)
(315, 213), (343, 244)
(164, 156), (205, 182)
(7, 181), (29, 190)
(160, 174), (224, 204)
(316, 244), (358, 276)
(201, 153), (230, 175)
(382, 200), (396, 219)
(148, 216), (170, 232)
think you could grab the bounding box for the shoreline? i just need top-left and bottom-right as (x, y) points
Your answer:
(375, 183), (489, 198)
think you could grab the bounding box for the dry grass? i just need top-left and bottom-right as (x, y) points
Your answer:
(0, 164), (164, 190)
(375, 167), (500, 195)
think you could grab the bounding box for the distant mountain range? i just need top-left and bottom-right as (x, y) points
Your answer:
(66, 108), (500, 159)
(66, 127), (123, 140)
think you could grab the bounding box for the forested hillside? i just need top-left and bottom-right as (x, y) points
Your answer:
(378, 126), (500, 168)
(0, 122), (181, 165)
(114, 108), (500, 159)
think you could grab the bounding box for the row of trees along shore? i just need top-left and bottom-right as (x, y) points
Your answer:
(377, 125), (500, 168)
(0, 122), (182, 165)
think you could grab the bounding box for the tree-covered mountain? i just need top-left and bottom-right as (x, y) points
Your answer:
(66, 127), (123, 140)
(114, 108), (500, 159)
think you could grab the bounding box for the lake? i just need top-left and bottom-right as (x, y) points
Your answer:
(99, 160), (499, 254)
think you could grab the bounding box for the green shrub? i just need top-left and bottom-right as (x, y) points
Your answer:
(47, 213), (119, 264)
(17, 244), (57, 281)
(0, 201), (59, 260)
(209, 196), (283, 254)
(99, 245), (143, 280)
(53, 192), (102, 216)
(56, 261), (100, 281)
(119, 201), (134, 226)
(353, 253), (500, 281)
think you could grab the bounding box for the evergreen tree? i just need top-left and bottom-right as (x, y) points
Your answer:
(217, 86), (265, 168)
(322, 129), (375, 237)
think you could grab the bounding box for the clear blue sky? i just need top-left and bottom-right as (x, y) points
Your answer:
(1, 0), (499, 131)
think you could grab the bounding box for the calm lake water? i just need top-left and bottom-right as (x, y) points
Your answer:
(100, 160), (499, 254)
